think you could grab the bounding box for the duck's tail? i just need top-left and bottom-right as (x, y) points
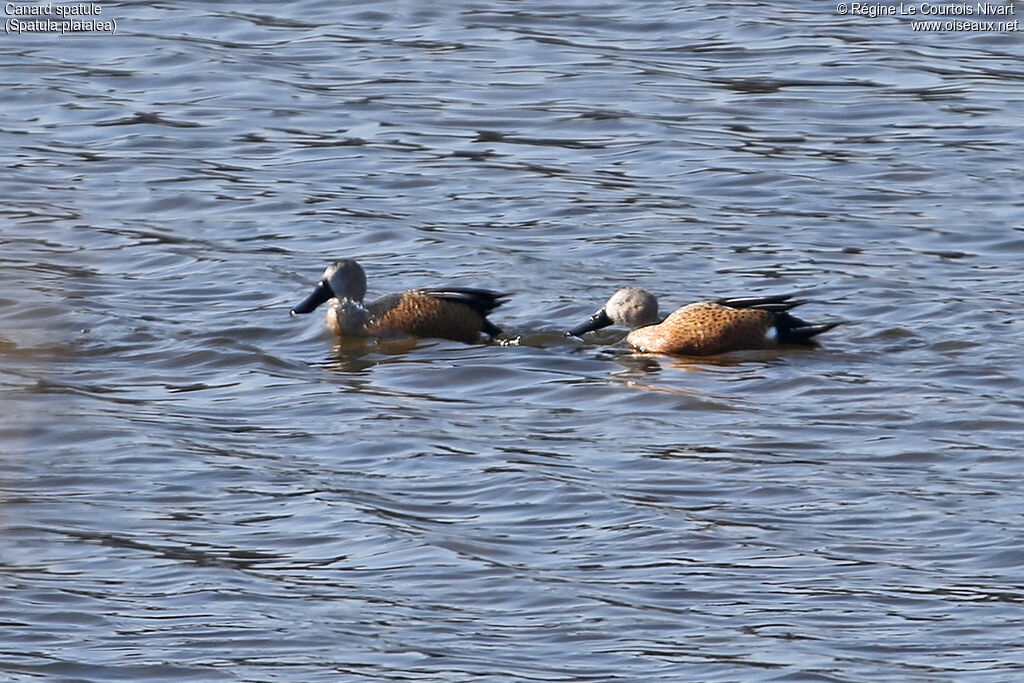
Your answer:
(775, 315), (842, 345)
(716, 294), (840, 345)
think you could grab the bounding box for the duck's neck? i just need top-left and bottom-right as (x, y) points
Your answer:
(328, 298), (370, 336)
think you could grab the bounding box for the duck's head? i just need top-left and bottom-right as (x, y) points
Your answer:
(290, 259), (368, 316)
(566, 287), (660, 336)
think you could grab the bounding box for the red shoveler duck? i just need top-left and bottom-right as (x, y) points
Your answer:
(291, 259), (509, 344)
(566, 287), (839, 356)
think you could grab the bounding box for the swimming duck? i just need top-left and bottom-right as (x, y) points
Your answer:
(567, 287), (838, 355)
(291, 259), (509, 344)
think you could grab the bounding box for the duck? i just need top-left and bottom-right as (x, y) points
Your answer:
(291, 259), (509, 344)
(566, 287), (838, 355)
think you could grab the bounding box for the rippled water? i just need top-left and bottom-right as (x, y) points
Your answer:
(2, 1), (1023, 681)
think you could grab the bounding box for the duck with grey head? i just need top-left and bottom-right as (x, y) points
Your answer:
(567, 288), (839, 356)
(292, 259), (510, 344)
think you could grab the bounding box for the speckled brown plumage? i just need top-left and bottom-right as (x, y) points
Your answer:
(567, 288), (839, 356)
(362, 291), (492, 344)
(626, 302), (775, 355)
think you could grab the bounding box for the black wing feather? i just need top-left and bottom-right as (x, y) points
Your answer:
(420, 287), (510, 316)
(419, 287), (511, 337)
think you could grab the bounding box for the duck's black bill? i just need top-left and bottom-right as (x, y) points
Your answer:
(565, 309), (612, 337)
(290, 280), (334, 316)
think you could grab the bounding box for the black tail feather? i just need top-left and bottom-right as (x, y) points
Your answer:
(776, 314), (841, 345)
(480, 318), (503, 337)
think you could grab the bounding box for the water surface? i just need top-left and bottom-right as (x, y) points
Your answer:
(2, 2), (1023, 681)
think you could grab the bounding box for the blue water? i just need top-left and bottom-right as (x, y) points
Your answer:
(2, 2), (1023, 681)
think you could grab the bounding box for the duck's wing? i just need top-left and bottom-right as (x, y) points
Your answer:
(714, 293), (801, 312)
(420, 288), (511, 316)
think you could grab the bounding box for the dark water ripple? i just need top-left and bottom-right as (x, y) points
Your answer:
(2, 1), (1024, 681)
